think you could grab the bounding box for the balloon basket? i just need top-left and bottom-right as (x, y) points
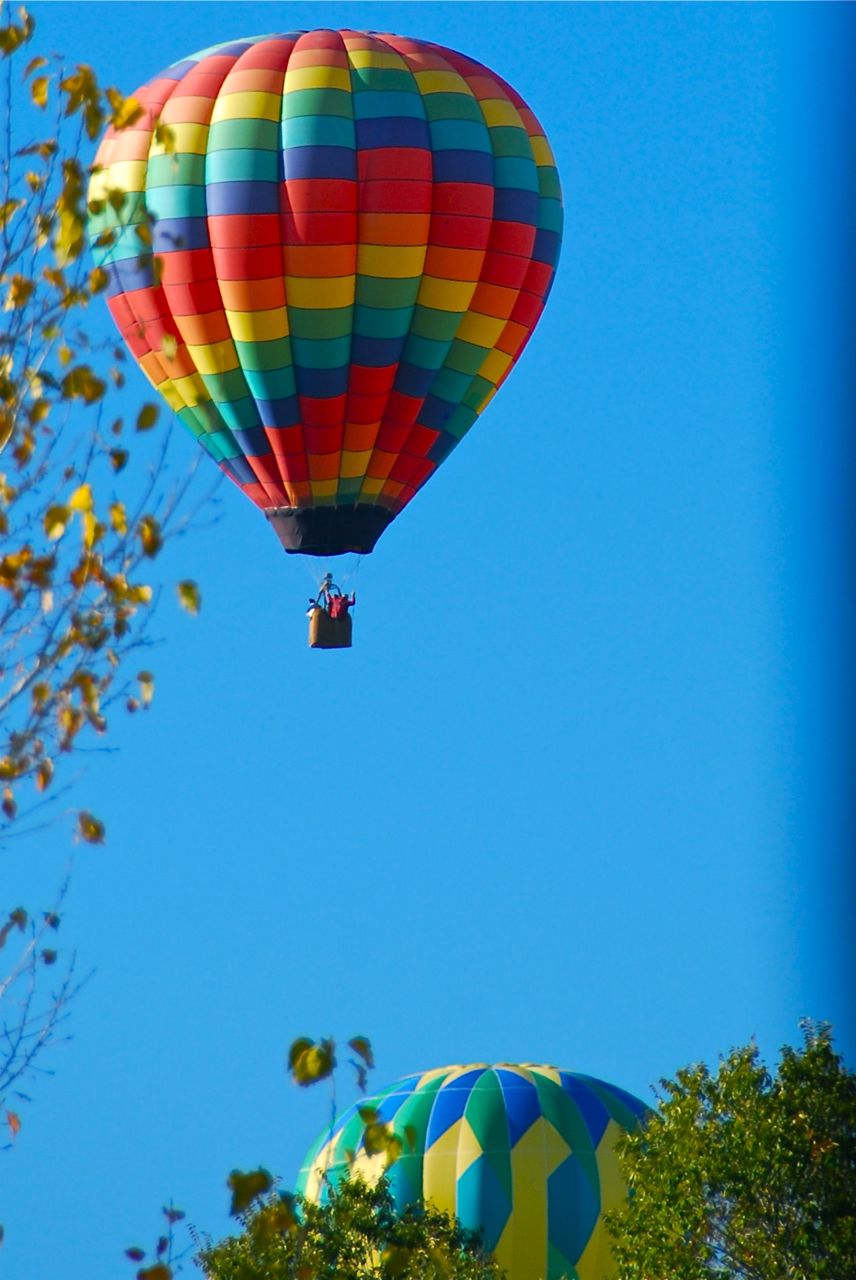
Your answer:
(308, 609), (352, 650)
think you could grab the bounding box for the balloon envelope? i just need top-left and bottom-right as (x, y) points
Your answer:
(89, 31), (562, 554)
(296, 1062), (647, 1280)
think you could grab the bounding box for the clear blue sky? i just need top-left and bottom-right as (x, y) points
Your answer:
(4, 3), (854, 1275)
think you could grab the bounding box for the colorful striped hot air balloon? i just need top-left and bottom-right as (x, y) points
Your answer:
(296, 1062), (648, 1280)
(88, 30), (562, 556)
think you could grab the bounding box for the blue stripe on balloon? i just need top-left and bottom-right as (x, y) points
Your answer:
(231, 425), (271, 455)
(153, 217), (210, 253)
(283, 146), (356, 181)
(350, 334), (408, 367)
(296, 365), (350, 398)
(456, 1156), (512, 1249)
(355, 116), (431, 150)
(255, 395), (300, 427)
(432, 150), (493, 184)
(393, 362), (436, 399)
(220, 455), (257, 486)
(558, 1074), (610, 1148)
(418, 393), (457, 431)
(493, 187), (540, 225)
(495, 1070), (541, 1147)
(205, 182), (280, 216)
(425, 1069), (487, 1147)
(533, 228), (561, 265)
(105, 258), (156, 295)
(428, 432), (457, 464)
(547, 1155), (601, 1265)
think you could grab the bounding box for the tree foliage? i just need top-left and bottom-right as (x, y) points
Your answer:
(0, 3), (200, 845)
(0, 3), (203, 1153)
(197, 1177), (503, 1280)
(607, 1023), (856, 1280)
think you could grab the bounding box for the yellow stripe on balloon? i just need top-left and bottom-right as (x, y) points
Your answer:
(341, 449), (372, 477)
(148, 121), (208, 157)
(282, 65), (352, 93)
(480, 99), (525, 128)
(531, 135), (556, 166)
(456, 312), (507, 347)
(357, 244), (426, 279)
(423, 1116), (480, 1218)
(576, 1218), (613, 1280)
(301, 1141), (333, 1204)
(347, 50), (408, 71)
(156, 379), (188, 414)
(185, 340), (240, 376)
(413, 70), (470, 95)
(224, 308), (289, 343)
(477, 348), (513, 384)
(501, 1117), (551, 1280)
(285, 275), (355, 309)
(210, 91), (283, 124)
(171, 372), (215, 406)
(416, 277), (478, 313)
(94, 159), (147, 197)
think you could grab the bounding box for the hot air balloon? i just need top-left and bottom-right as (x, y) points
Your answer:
(295, 1062), (648, 1280)
(87, 30), (562, 571)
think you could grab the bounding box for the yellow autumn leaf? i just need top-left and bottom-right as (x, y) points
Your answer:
(161, 333), (178, 360)
(177, 580), (200, 615)
(67, 483), (93, 512)
(109, 502), (127, 534)
(60, 366), (105, 403)
(88, 265), (109, 293)
(106, 86), (143, 129)
(108, 447), (128, 472)
(43, 503), (69, 539)
(4, 274), (35, 310)
(136, 402), (158, 431)
(154, 122), (176, 154)
(81, 510), (98, 549)
(77, 811), (105, 844)
(137, 516), (162, 558)
(0, 198), (24, 228)
(138, 670), (154, 706)
(35, 759), (53, 792)
(30, 74), (48, 107)
(23, 54), (47, 78)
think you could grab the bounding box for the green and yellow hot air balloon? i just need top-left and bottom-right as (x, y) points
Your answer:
(297, 1062), (648, 1280)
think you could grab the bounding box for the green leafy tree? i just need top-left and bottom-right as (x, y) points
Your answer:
(197, 1178), (503, 1280)
(607, 1023), (856, 1280)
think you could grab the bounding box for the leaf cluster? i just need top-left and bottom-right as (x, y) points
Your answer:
(198, 1177), (503, 1280)
(606, 1022), (856, 1280)
(0, 5), (201, 844)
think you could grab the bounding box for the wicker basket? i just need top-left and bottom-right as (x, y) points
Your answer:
(308, 608), (352, 649)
